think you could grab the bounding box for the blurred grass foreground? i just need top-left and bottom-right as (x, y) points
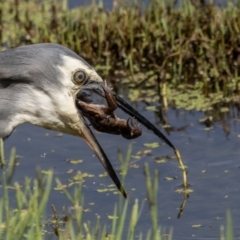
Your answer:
(0, 0), (240, 111)
(0, 139), (235, 240)
(0, 135), (235, 239)
(0, 138), (174, 240)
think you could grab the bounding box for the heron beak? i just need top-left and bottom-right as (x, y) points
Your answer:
(80, 82), (106, 98)
(77, 115), (127, 198)
(75, 82), (127, 199)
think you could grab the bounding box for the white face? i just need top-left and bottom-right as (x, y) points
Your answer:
(49, 55), (104, 136)
(57, 55), (103, 94)
(10, 55), (104, 137)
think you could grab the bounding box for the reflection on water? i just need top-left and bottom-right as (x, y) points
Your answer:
(3, 98), (240, 239)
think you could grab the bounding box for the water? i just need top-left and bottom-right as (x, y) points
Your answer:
(68, 0), (234, 9)
(3, 100), (240, 239)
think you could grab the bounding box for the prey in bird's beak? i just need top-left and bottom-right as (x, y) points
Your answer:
(75, 79), (178, 200)
(80, 80), (176, 152)
(76, 81), (142, 139)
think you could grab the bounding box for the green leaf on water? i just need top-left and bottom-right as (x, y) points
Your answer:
(107, 215), (119, 220)
(99, 172), (108, 177)
(164, 177), (177, 181)
(155, 158), (167, 164)
(192, 224), (202, 228)
(131, 155), (141, 159)
(137, 149), (152, 156)
(41, 170), (53, 175)
(66, 159), (83, 164)
(143, 142), (159, 148)
(175, 188), (194, 194)
(97, 188), (109, 193)
(108, 188), (117, 192)
(146, 106), (157, 111)
(54, 185), (67, 191)
(70, 172), (94, 181)
(130, 164), (139, 168)
(66, 169), (74, 174)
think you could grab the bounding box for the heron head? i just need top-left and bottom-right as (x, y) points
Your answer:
(0, 43), (127, 198)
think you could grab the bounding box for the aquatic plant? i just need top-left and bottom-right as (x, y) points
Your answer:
(1, 1), (240, 93)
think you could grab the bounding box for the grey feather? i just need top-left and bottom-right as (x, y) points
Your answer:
(0, 43), (91, 138)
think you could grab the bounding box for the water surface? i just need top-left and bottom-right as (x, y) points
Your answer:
(68, 0), (234, 9)
(3, 99), (240, 239)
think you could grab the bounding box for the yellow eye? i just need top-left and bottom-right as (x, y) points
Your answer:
(73, 70), (87, 85)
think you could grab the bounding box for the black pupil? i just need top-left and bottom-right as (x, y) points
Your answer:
(78, 72), (84, 80)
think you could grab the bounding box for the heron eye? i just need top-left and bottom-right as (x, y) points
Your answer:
(73, 70), (87, 84)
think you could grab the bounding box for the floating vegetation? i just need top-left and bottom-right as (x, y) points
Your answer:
(143, 142), (160, 148)
(99, 171), (109, 177)
(154, 155), (174, 164)
(69, 171), (94, 181)
(155, 158), (168, 164)
(66, 159), (84, 165)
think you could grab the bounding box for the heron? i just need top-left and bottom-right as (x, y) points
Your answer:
(0, 43), (177, 199)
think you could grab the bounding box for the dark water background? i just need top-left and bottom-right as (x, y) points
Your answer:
(1, 0), (240, 239)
